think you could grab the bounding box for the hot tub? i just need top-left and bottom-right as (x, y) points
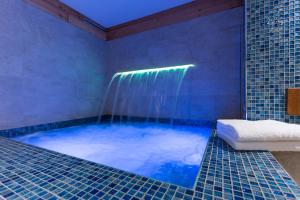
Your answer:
(13, 123), (211, 188)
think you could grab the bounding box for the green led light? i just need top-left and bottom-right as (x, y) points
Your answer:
(115, 64), (195, 76)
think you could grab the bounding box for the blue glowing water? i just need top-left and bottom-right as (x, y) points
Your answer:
(14, 123), (210, 188)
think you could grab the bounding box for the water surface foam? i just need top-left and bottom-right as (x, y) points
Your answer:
(14, 123), (210, 188)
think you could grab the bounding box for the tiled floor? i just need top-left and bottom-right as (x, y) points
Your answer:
(0, 133), (299, 200)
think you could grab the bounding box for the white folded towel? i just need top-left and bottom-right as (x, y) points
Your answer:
(217, 119), (300, 142)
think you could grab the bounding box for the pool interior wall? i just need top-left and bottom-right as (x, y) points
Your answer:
(13, 123), (211, 188)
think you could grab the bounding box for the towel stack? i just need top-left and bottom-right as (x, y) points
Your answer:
(217, 120), (300, 151)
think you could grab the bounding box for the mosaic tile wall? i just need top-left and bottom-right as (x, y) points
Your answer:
(246, 0), (300, 123)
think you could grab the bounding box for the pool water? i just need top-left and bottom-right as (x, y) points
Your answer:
(13, 123), (211, 188)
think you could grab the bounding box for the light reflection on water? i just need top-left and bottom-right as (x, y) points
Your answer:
(14, 123), (210, 188)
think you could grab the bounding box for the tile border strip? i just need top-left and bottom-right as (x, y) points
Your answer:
(0, 117), (98, 138)
(0, 115), (214, 138)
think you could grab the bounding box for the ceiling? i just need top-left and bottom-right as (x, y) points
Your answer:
(60, 0), (193, 28)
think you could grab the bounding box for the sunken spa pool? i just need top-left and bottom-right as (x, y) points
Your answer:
(13, 123), (210, 188)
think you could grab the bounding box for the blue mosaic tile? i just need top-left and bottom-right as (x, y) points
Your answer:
(246, 0), (300, 123)
(0, 115), (214, 140)
(195, 132), (300, 199)
(0, 132), (299, 199)
(0, 117), (98, 138)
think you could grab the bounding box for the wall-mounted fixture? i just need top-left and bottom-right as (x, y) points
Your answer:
(115, 64), (195, 76)
(287, 88), (300, 115)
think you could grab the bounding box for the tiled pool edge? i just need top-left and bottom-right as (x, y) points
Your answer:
(0, 133), (300, 199)
(195, 132), (300, 199)
(0, 117), (98, 138)
(0, 116), (214, 139)
(192, 129), (213, 191)
(0, 136), (197, 200)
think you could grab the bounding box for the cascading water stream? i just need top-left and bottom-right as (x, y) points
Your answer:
(119, 73), (134, 122)
(111, 74), (126, 123)
(146, 71), (159, 122)
(97, 74), (118, 123)
(98, 64), (195, 124)
(171, 68), (188, 125)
